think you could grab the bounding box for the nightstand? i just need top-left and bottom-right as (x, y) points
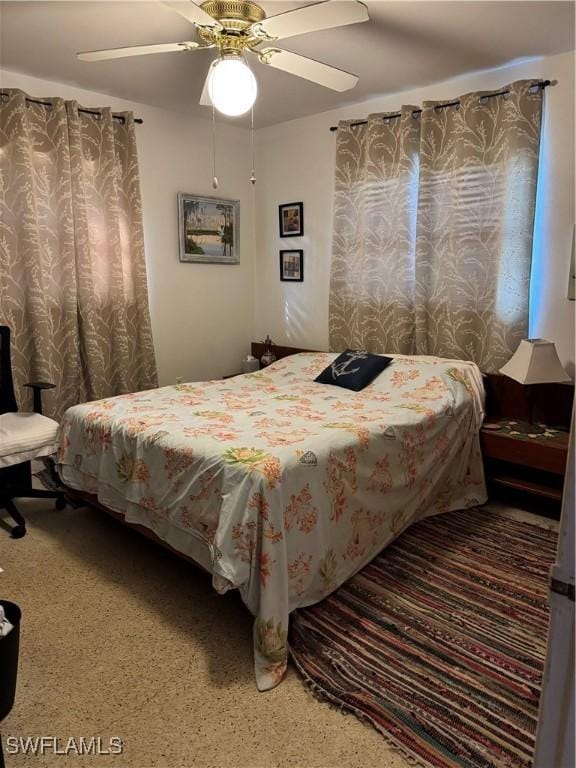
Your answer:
(480, 419), (569, 504)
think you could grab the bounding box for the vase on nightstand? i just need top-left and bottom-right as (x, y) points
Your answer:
(260, 335), (277, 368)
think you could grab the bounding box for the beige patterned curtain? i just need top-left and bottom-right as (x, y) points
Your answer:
(0, 89), (158, 419)
(330, 108), (420, 353)
(415, 81), (543, 370)
(330, 80), (543, 372)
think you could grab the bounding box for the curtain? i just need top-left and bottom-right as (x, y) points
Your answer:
(329, 80), (543, 372)
(0, 89), (158, 419)
(330, 108), (420, 353)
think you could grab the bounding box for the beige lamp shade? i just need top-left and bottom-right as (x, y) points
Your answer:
(500, 338), (571, 384)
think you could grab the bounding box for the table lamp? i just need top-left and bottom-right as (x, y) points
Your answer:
(499, 338), (570, 430)
(500, 339), (570, 385)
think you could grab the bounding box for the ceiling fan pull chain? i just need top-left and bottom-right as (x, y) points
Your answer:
(250, 103), (256, 185)
(212, 101), (219, 190)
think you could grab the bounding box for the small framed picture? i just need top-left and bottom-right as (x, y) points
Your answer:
(279, 202), (304, 238)
(280, 250), (304, 282)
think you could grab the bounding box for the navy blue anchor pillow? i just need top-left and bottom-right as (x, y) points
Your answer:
(315, 349), (393, 392)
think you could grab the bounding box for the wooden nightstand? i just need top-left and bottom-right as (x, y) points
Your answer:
(480, 420), (569, 503)
(480, 373), (573, 511)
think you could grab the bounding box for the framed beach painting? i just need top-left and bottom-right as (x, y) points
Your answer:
(178, 193), (240, 264)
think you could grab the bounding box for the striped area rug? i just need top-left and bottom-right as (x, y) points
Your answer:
(290, 509), (557, 768)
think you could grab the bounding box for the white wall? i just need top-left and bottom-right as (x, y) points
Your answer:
(0, 68), (256, 385)
(3, 52), (574, 382)
(254, 51), (576, 376)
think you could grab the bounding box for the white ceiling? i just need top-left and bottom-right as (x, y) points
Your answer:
(0, 1), (574, 127)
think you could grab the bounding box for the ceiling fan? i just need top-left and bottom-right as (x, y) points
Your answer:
(77, 0), (369, 117)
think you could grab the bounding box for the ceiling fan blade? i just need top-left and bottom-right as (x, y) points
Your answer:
(199, 62), (216, 106)
(258, 48), (358, 92)
(164, 1), (222, 30)
(251, 1), (368, 42)
(77, 41), (206, 62)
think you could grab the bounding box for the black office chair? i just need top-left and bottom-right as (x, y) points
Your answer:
(0, 326), (66, 538)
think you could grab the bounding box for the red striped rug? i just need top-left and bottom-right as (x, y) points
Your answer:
(290, 509), (557, 768)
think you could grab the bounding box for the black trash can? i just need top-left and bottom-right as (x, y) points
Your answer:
(0, 601), (21, 722)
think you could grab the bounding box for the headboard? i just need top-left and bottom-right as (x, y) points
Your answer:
(251, 341), (574, 430)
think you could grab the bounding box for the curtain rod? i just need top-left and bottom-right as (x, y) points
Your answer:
(0, 92), (143, 124)
(329, 79), (552, 132)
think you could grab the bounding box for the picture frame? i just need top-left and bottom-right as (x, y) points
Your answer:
(279, 202), (304, 238)
(178, 193), (240, 264)
(280, 249), (304, 282)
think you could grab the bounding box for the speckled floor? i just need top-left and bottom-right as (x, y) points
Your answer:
(0, 499), (557, 768)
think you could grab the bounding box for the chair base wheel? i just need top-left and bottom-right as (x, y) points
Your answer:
(11, 525), (26, 539)
(55, 497), (67, 510)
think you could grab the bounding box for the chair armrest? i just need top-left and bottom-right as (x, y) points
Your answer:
(24, 382), (55, 415)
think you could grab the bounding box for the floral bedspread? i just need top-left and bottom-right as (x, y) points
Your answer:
(57, 353), (487, 690)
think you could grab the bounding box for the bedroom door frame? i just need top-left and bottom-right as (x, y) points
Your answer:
(533, 411), (575, 768)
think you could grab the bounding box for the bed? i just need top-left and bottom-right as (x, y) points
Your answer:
(57, 352), (487, 690)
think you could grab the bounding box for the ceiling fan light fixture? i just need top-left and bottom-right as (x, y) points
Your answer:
(208, 55), (257, 117)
